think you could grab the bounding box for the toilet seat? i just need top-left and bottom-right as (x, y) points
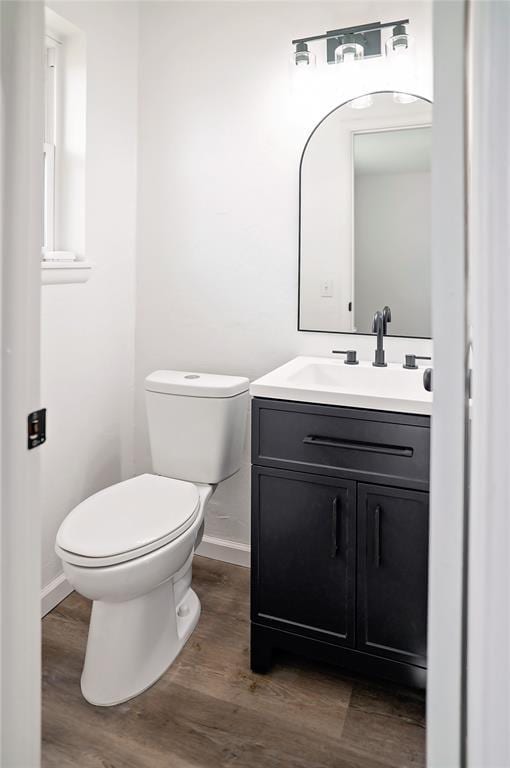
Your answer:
(55, 474), (200, 568)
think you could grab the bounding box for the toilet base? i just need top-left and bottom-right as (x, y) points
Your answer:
(81, 581), (200, 707)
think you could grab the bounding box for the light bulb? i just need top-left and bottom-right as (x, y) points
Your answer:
(335, 33), (364, 65)
(385, 24), (411, 59)
(294, 42), (316, 67)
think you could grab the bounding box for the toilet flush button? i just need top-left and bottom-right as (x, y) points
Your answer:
(178, 603), (190, 617)
(184, 374), (200, 380)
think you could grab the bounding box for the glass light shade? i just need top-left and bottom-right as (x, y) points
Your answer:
(335, 41), (364, 65)
(294, 42), (316, 67)
(393, 92), (418, 104)
(385, 24), (412, 59)
(349, 94), (374, 110)
(386, 32), (409, 56)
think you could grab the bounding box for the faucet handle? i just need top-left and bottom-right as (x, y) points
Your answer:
(403, 354), (432, 370)
(332, 349), (359, 365)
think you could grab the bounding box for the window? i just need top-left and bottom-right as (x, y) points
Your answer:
(41, 15), (88, 283)
(43, 40), (57, 256)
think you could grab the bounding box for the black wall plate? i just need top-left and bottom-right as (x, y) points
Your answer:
(28, 408), (46, 449)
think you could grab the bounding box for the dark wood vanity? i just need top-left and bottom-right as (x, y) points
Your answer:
(250, 397), (430, 688)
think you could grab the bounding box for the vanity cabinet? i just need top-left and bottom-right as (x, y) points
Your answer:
(251, 398), (430, 688)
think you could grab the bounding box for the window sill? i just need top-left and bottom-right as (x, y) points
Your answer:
(41, 260), (92, 285)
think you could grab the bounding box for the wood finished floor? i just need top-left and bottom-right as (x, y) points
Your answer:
(42, 556), (425, 768)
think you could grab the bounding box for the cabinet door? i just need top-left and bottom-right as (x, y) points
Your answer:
(252, 467), (356, 646)
(357, 483), (429, 667)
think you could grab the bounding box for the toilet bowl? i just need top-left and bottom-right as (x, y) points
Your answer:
(56, 370), (248, 706)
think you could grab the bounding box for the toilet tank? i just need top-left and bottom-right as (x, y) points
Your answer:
(145, 370), (249, 484)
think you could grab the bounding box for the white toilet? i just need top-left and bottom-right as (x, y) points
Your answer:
(55, 370), (249, 707)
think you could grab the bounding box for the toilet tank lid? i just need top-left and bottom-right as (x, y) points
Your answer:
(145, 370), (249, 398)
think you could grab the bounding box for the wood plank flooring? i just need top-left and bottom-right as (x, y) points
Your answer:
(42, 556), (425, 768)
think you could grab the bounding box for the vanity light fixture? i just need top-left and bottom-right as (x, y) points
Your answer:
(291, 18), (411, 67)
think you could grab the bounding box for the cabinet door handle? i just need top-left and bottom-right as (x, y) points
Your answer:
(330, 496), (340, 558)
(373, 505), (382, 568)
(303, 435), (413, 458)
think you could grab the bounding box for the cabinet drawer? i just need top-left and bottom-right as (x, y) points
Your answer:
(252, 399), (430, 490)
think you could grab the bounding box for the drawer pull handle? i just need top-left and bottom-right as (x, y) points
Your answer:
(331, 496), (340, 558)
(374, 505), (382, 568)
(303, 435), (413, 458)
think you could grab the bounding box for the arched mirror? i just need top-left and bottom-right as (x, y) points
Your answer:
(298, 91), (433, 337)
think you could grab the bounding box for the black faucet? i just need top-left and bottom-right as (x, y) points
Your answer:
(372, 310), (387, 367)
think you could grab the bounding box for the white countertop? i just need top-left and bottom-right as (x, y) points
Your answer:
(250, 356), (433, 416)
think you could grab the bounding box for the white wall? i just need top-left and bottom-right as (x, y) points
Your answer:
(135, 0), (433, 547)
(41, 1), (138, 596)
(300, 107), (353, 332)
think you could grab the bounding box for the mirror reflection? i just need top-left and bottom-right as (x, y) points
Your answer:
(298, 92), (432, 338)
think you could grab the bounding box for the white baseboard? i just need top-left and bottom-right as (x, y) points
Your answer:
(41, 572), (73, 617)
(196, 534), (250, 568)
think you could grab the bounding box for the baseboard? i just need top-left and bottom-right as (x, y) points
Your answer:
(196, 534), (250, 568)
(41, 572), (73, 617)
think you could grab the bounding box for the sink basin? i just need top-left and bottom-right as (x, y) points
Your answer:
(250, 356), (432, 415)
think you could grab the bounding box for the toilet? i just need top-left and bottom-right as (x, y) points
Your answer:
(55, 370), (249, 707)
